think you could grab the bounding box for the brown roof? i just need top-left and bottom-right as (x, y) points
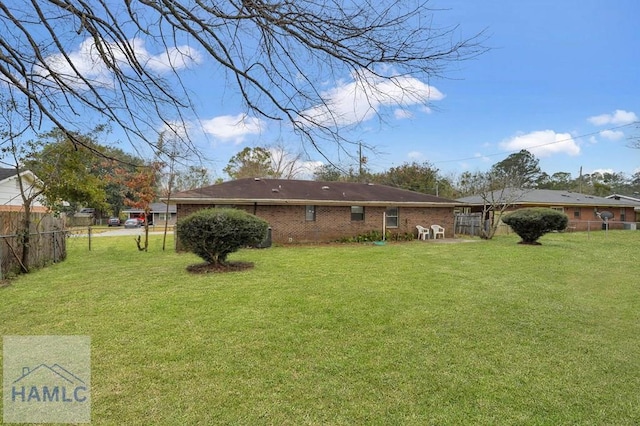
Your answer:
(170, 178), (458, 206)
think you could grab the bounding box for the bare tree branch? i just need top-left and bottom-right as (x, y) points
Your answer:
(0, 0), (487, 156)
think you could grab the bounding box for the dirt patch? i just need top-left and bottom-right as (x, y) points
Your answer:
(186, 261), (255, 274)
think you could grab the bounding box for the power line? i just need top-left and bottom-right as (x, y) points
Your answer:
(432, 121), (639, 165)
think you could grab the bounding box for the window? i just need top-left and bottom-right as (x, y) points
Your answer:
(620, 208), (626, 222)
(351, 206), (364, 221)
(385, 207), (398, 228)
(550, 207), (564, 212)
(574, 209), (580, 218)
(306, 205), (316, 221)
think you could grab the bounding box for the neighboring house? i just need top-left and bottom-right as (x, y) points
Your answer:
(606, 194), (640, 221)
(458, 189), (639, 231)
(0, 168), (47, 212)
(169, 178), (459, 244)
(122, 202), (177, 226)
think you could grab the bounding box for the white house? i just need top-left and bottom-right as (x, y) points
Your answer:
(0, 168), (47, 212)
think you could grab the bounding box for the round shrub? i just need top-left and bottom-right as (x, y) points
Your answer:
(176, 208), (269, 265)
(502, 207), (568, 244)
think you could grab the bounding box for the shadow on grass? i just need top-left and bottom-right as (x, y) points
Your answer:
(186, 261), (255, 274)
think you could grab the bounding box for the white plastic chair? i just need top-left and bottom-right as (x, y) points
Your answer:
(416, 225), (430, 240)
(431, 224), (445, 239)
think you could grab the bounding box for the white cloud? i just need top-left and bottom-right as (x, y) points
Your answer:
(599, 129), (625, 141)
(299, 69), (444, 127)
(589, 168), (614, 176)
(588, 109), (638, 126)
(40, 37), (202, 89)
(201, 113), (265, 143)
(298, 161), (325, 179)
(144, 45), (202, 73)
(394, 109), (413, 120)
(474, 153), (491, 162)
(159, 120), (192, 139)
(407, 151), (423, 160)
(499, 130), (580, 158)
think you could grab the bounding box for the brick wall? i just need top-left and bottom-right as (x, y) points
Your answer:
(177, 203), (455, 244)
(468, 204), (638, 233)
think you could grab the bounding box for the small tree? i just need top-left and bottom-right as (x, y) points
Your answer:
(176, 208), (268, 267)
(123, 162), (161, 252)
(502, 208), (569, 245)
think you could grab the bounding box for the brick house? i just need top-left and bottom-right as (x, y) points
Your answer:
(457, 189), (639, 232)
(170, 178), (459, 244)
(606, 194), (640, 222)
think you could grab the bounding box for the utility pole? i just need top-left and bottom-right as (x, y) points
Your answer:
(579, 166), (583, 193)
(358, 141), (363, 181)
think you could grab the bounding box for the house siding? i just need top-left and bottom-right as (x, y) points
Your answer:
(0, 174), (46, 212)
(177, 203), (455, 243)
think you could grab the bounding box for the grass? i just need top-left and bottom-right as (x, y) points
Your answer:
(1, 231), (640, 424)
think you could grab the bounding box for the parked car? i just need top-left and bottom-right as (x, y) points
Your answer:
(124, 219), (141, 228)
(107, 217), (121, 227)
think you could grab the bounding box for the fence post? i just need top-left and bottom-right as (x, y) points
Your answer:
(88, 226), (92, 251)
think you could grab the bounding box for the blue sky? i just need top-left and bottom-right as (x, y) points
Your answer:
(194, 0), (639, 180)
(37, 1), (640, 181)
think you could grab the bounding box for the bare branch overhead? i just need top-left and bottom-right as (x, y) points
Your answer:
(0, 0), (486, 155)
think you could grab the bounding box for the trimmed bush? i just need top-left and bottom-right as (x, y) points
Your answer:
(502, 207), (568, 244)
(176, 208), (269, 265)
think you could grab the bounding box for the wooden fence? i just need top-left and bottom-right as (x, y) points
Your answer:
(0, 212), (66, 279)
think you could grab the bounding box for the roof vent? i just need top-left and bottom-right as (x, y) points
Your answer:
(322, 186), (330, 190)
(254, 177), (261, 181)
(271, 188), (279, 193)
(367, 183), (374, 186)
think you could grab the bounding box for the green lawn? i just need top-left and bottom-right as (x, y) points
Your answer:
(2, 231), (640, 424)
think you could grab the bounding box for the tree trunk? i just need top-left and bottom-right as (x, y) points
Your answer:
(20, 203), (31, 273)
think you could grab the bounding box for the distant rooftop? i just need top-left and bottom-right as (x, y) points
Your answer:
(458, 189), (639, 207)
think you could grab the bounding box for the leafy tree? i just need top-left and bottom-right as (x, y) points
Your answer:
(93, 147), (145, 216)
(0, 2), (485, 157)
(371, 161), (455, 197)
(313, 164), (347, 182)
(176, 208), (268, 267)
(490, 150), (542, 189)
(123, 162), (162, 252)
(23, 128), (110, 213)
(502, 208), (569, 245)
(224, 147), (277, 180)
